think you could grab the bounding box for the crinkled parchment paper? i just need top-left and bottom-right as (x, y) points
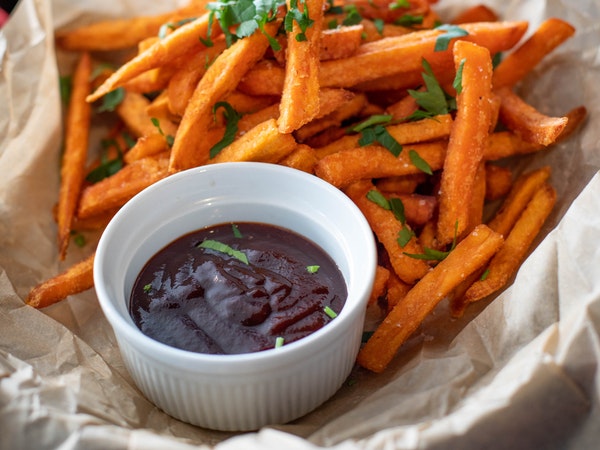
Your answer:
(1, 0), (600, 448)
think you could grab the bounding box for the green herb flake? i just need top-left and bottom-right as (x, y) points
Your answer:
(388, 197), (406, 224)
(285, 0), (315, 42)
(59, 75), (72, 105)
(198, 239), (249, 264)
(480, 268), (490, 281)
(408, 149), (433, 175)
(390, 0), (411, 10)
(97, 87), (125, 113)
(434, 24), (468, 52)
(85, 139), (124, 183)
(453, 58), (466, 95)
(407, 59), (451, 119)
(306, 265), (320, 273)
(404, 246), (449, 261)
(70, 231), (86, 248)
(397, 226), (415, 247)
(151, 117), (175, 148)
(373, 18), (384, 35)
(395, 14), (423, 27)
(275, 336), (285, 348)
(143, 283), (152, 293)
(232, 223), (243, 238)
(324, 305), (338, 319)
(366, 190), (390, 210)
(342, 5), (363, 26)
(209, 101), (242, 158)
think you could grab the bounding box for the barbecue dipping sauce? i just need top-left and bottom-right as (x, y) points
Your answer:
(129, 222), (347, 354)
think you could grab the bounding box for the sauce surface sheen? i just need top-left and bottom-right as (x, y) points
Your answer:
(129, 222), (347, 354)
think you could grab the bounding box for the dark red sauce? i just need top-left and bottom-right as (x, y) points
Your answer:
(129, 222), (347, 354)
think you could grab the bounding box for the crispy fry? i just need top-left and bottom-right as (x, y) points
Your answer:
(124, 133), (169, 163)
(487, 166), (551, 238)
(27, 253), (95, 308)
(169, 25), (277, 172)
(278, 0), (324, 133)
(357, 224), (504, 373)
(387, 193), (437, 227)
(493, 18), (575, 89)
(78, 153), (170, 219)
(87, 13), (214, 102)
(320, 25), (364, 60)
(375, 174), (427, 194)
(451, 5), (499, 24)
(315, 114), (453, 159)
(315, 141), (447, 188)
(277, 144), (318, 173)
(437, 41), (494, 245)
(485, 164), (513, 201)
(55, 2), (208, 51)
(210, 119), (297, 164)
(496, 86), (568, 146)
(57, 52), (92, 260)
(345, 180), (430, 285)
(464, 184), (556, 303)
(116, 91), (156, 138)
(369, 265), (391, 305)
(384, 270), (412, 312)
(465, 162), (487, 234)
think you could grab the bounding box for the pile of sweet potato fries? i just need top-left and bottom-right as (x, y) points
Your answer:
(28, 0), (586, 373)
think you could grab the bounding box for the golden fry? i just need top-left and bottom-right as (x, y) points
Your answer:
(464, 184), (556, 303)
(57, 52), (92, 260)
(437, 41), (494, 245)
(27, 253), (95, 308)
(278, 0), (324, 133)
(357, 224), (504, 373)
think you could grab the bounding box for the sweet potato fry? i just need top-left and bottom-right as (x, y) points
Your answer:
(124, 133), (169, 163)
(484, 131), (542, 160)
(116, 91), (156, 138)
(345, 180), (430, 285)
(484, 164), (513, 201)
(464, 184), (556, 303)
(496, 86), (568, 146)
(87, 13), (214, 102)
(278, 0), (324, 133)
(57, 52), (92, 260)
(384, 270), (412, 312)
(277, 144), (318, 173)
(315, 114), (453, 159)
(54, 2), (208, 51)
(493, 18), (575, 89)
(375, 174), (427, 195)
(437, 41), (494, 245)
(169, 25), (277, 172)
(387, 193), (437, 227)
(78, 153), (170, 219)
(451, 5), (499, 24)
(315, 141), (447, 188)
(357, 224), (504, 373)
(487, 166), (551, 238)
(369, 265), (391, 305)
(209, 119), (297, 164)
(27, 253), (95, 308)
(320, 25), (364, 60)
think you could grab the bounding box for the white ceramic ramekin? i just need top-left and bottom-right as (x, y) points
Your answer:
(94, 162), (377, 431)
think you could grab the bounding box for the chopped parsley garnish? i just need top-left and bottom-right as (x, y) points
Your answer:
(408, 149), (432, 175)
(231, 223), (243, 238)
(407, 59), (456, 120)
(306, 265), (320, 273)
(404, 221), (459, 261)
(366, 190), (415, 247)
(480, 268), (490, 281)
(324, 305), (338, 319)
(390, 0), (411, 10)
(342, 4), (363, 26)
(96, 87), (125, 113)
(434, 24), (468, 52)
(198, 239), (249, 264)
(284, 0), (314, 42)
(395, 14), (423, 27)
(85, 138), (124, 183)
(70, 231), (86, 248)
(59, 75), (72, 105)
(353, 115), (403, 157)
(151, 117), (175, 147)
(205, 0), (284, 50)
(143, 283), (152, 293)
(275, 336), (285, 348)
(209, 101), (242, 158)
(453, 58), (466, 94)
